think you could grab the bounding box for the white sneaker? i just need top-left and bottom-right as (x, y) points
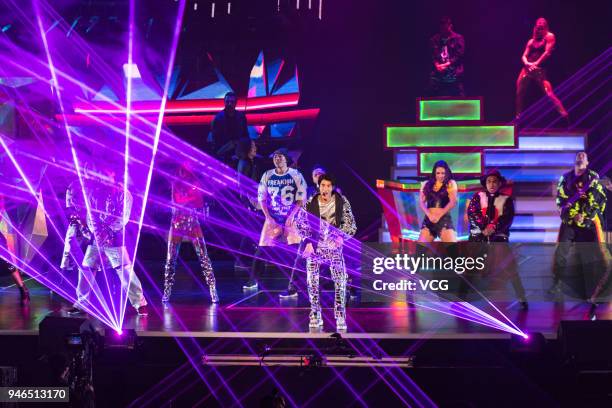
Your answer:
(336, 317), (347, 331)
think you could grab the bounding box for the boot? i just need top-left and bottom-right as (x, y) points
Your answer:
(335, 317), (347, 332)
(162, 275), (173, 303)
(309, 310), (323, 329)
(209, 285), (219, 304)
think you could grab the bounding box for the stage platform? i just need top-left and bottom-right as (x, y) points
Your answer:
(1, 271), (610, 407)
(1, 277), (609, 341)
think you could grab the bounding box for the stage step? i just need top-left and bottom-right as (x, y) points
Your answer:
(495, 168), (567, 183)
(485, 151), (579, 167)
(515, 197), (559, 213)
(517, 129), (587, 151)
(508, 230), (559, 243)
(513, 214), (561, 230)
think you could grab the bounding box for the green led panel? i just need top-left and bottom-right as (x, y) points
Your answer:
(420, 152), (481, 174)
(377, 179), (483, 192)
(386, 126), (515, 148)
(419, 99), (481, 121)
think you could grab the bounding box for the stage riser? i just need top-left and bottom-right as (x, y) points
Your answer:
(384, 128), (585, 242)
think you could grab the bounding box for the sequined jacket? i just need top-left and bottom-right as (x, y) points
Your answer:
(556, 169), (606, 229)
(467, 191), (515, 240)
(297, 192), (357, 249)
(86, 183), (132, 247)
(170, 179), (206, 235)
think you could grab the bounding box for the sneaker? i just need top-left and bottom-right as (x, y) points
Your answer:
(67, 307), (85, 315)
(137, 305), (148, 316)
(279, 285), (298, 298)
(309, 312), (324, 329)
(243, 280), (258, 290)
(336, 317), (347, 332)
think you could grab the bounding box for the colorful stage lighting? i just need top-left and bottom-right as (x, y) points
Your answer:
(418, 98), (481, 121)
(386, 125), (515, 148)
(419, 151), (482, 175)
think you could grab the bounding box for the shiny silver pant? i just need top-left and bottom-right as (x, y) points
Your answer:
(163, 228), (216, 302)
(60, 224), (88, 272)
(306, 246), (347, 322)
(78, 245), (147, 309)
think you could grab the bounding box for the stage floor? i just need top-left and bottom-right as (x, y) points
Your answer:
(1, 277), (610, 340)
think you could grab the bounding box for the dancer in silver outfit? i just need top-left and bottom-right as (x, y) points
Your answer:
(61, 180), (91, 275)
(70, 164), (148, 315)
(297, 174), (356, 331)
(162, 163), (218, 304)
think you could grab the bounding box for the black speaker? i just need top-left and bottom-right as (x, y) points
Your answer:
(558, 320), (612, 367)
(39, 314), (99, 354)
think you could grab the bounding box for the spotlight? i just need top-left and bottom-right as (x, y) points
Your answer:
(104, 328), (137, 350)
(509, 332), (545, 354)
(122, 63), (141, 79)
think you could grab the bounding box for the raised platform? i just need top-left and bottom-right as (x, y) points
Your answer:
(0, 274), (610, 407)
(1, 278), (609, 341)
(381, 128), (589, 242)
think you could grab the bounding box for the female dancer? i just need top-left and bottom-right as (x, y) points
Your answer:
(163, 163), (218, 304)
(0, 194), (29, 305)
(418, 160), (457, 242)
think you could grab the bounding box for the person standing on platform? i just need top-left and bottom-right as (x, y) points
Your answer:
(60, 179), (91, 281)
(235, 138), (262, 269)
(0, 194), (30, 305)
(468, 170), (514, 243)
(210, 92), (249, 162)
(297, 174), (356, 331)
(244, 148), (307, 295)
(68, 163), (148, 316)
(515, 18), (568, 122)
(307, 165), (327, 200)
(467, 169), (527, 309)
(428, 16), (465, 97)
(550, 152), (608, 304)
(601, 176), (612, 244)
(418, 160), (458, 242)
(162, 163), (218, 304)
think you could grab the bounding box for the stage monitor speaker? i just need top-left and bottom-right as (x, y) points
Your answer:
(558, 320), (612, 367)
(39, 315), (100, 354)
